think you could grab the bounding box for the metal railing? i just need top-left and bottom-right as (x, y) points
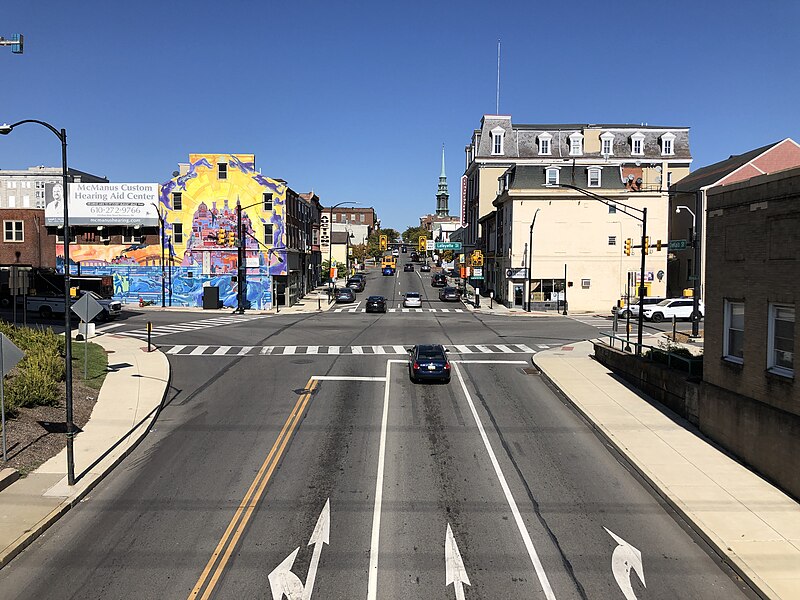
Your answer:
(600, 331), (703, 378)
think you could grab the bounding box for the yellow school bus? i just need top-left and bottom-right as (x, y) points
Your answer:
(381, 256), (397, 270)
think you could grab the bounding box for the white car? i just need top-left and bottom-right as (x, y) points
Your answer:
(642, 298), (704, 323)
(392, 249), (399, 257)
(403, 292), (422, 308)
(615, 297), (666, 319)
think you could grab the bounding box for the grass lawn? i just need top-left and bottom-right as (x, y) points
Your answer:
(71, 341), (109, 390)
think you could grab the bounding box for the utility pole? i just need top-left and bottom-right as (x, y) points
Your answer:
(236, 202), (246, 314)
(637, 207), (648, 354)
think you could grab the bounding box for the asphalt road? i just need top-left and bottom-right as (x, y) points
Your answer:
(0, 264), (743, 599)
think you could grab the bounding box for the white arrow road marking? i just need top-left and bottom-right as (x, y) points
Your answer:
(268, 500), (331, 600)
(604, 528), (646, 600)
(445, 523), (470, 600)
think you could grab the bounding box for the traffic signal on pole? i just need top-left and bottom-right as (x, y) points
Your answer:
(656, 239), (662, 252)
(624, 238), (632, 256)
(418, 236), (426, 252)
(217, 229), (226, 245)
(227, 230), (236, 247)
(643, 237), (650, 254)
(379, 235), (388, 251)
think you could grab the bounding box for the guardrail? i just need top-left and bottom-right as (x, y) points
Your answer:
(600, 331), (703, 378)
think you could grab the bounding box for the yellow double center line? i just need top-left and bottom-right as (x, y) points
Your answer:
(188, 378), (318, 600)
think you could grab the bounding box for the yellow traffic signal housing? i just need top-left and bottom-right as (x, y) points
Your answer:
(656, 239), (662, 252)
(227, 230), (236, 247)
(217, 229), (226, 245)
(418, 236), (426, 251)
(471, 250), (484, 266)
(379, 235), (388, 251)
(624, 238), (632, 256)
(643, 237), (650, 254)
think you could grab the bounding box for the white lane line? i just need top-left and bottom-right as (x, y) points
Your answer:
(367, 360), (393, 599)
(414, 308), (422, 312)
(213, 346), (231, 356)
(475, 345), (493, 353)
(392, 345), (406, 354)
(453, 360), (528, 364)
(284, 346), (297, 355)
(455, 345), (473, 353)
(165, 345), (186, 355)
(311, 376), (387, 381)
(372, 346), (386, 354)
(428, 308), (436, 312)
(453, 364), (557, 600)
(455, 309), (464, 313)
(328, 346), (340, 355)
(495, 344), (515, 353)
(189, 345), (209, 356)
(515, 344), (536, 353)
(352, 346), (364, 355)
(238, 346), (254, 356)
(307, 345), (319, 355)
(441, 309), (450, 313)
(260, 346), (273, 355)
(402, 308), (409, 313)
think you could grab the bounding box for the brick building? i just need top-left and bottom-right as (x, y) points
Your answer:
(327, 206), (378, 232)
(703, 166), (798, 497)
(0, 208), (55, 268)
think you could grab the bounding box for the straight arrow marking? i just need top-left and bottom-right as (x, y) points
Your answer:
(445, 523), (470, 600)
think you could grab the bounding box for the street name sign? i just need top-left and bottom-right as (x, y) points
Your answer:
(71, 293), (103, 323)
(668, 239), (688, 250)
(435, 242), (462, 251)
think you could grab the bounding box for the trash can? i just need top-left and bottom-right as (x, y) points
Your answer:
(203, 286), (220, 309)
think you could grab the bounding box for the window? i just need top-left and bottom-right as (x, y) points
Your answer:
(6, 181), (15, 189)
(666, 171), (673, 187)
(264, 223), (274, 244)
(23, 195), (30, 208)
(768, 304), (794, 376)
(218, 162), (227, 180)
(608, 203), (617, 214)
(360, 213), (365, 223)
(608, 236), (617, 246)
(569, 133), (583, 156)
(724, 301), (745, 363)
(581, 279), (591, 289)
(491, 126), (505, 155)
(263, 193), (273, 211)
(661, 132), (676, 156)
(602, 136), (613, 155)
(3, 220), (23, 242)
(7, 195), (15, 208)
(351, 213), (356, 222)
(172, 223), (183, 244)
(588, 168), (601, 187)
(631, 132), (645, 156)
(173, 192), (182, 210)
(538, 133), (552, 155)
(546, 168), (559, 186)
(122, 230), (139, 244)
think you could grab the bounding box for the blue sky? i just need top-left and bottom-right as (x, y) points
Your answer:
(2, 0), (798, 230)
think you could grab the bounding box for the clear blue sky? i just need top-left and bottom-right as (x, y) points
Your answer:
(2, 0), (799, 230)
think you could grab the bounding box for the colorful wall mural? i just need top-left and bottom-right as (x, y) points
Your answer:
(56, 153), (288, 308)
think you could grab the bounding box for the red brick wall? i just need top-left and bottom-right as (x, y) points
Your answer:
(0, 209), (55, 268)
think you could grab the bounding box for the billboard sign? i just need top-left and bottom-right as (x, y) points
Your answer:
(46, 183), (160, 227)
(460, 175), (468, 227)
(320, 213), (331, 253)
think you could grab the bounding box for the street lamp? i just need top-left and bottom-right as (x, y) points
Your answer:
(0, 119), (76, 484)
(326, 202), (359, 302)
(526, 208), (540, 312)
(547, 182), (649, 355)
(150, 202), (166, 308)
(676, 205), (701, 337)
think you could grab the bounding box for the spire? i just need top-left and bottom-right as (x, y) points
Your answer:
(440, 144), (446, 179)
(436, 144), (449, 217)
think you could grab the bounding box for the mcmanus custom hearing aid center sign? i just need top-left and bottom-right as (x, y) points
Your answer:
(45, 183), (160, 226)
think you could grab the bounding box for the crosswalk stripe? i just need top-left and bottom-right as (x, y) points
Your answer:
(329, 346), (340, 355)
(455, 309), (464, 313)
(515, 344), (535, 353)
(166, 345), (186, 354)
(284, 346), (297, 355)
(475, 345), (493, 353)
(455, 345), (473, 353)
(441, 309), (450, 312)
(189, 345), (209, 355)
(308, 345), (319, 355)
(372, 346), (386, 354)
(393, 345), (406, 354)
(160, 343), (542, 356)
(352, 346), (363, 354)
(239, 346), (254, 355)
(260, 346), (274, 355)
(389, 308), (396, 313)
(213, 346), (231, 356)
(496, 344), (514, 353)
(537, 344), (550, 349)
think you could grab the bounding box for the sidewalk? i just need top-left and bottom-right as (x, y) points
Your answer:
(534, 341), (800, 599)
(0, 334), (170, 568)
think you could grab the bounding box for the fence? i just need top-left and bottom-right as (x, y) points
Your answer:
(600, 331), (703, 378)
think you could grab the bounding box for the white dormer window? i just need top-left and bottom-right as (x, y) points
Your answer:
(661, 132), (676, 156)
(538, 132), (552, 156)
(569, 132), (584, 156)
(600, 132), (615, 156)
(546, 167), (560, 186)
(588, 167), (601, 187)
(491, 126), (505, 155)
(631, 132), (645, 156)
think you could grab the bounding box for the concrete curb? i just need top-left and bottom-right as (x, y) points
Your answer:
(0, 469), (19, 493)
(532, 345), (770, 600)
(0, 345), (172, 571)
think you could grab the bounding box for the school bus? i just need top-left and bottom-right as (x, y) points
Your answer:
(381, 255), (397, 271)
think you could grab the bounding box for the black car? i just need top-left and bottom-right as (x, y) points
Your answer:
(420, 263), (431, 272)
(366, 295), (387, 313)
(351, 273), (367, 283)
(431, 273), (447, 287)
(410, 252), (419, 262)
(403, 263), (414, 272)
(438, 286), (460, 302)
(335, 288), (356, 303)
(346, 278), (365, 292)
(408, 344), (451, 384)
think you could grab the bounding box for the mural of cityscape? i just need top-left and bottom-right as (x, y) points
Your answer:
(56, 154), (287, 308)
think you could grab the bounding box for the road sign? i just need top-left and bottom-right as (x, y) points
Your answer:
(435, 242), (462, 251)
(668, 239), (688, 250)
(71, 293), (103, 323)
(1, 333), (24, 461)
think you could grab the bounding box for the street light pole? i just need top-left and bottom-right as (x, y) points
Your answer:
(1, 119), (75, 484)
(326, 202), (359, 302)
(527, 208), (540, 312)
(235, 201), (245, 314)
(677, 203), (701, 337)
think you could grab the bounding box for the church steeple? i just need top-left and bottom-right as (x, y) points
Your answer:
(436, 144), (449, 216)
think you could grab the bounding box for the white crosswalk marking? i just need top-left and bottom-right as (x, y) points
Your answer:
(496, 344), (514, 353)
(393, 345), (406, 354)
(260, 346), (273, 355)
(307, 345), (319, 354)
(537, 344), (550, 349)
(120, 315), (270, 339)
(372, 345), (386, 354)
(455, 345), (473, 353)
(441, 308), (450, 312)
(475, 345), (493, 353)
(515, 344), (535, 353)
(189, 345), (209, 355)
(159, 343), (542, 357)
(329, 346), (340, 355)
(352, 346), (363, 354)
(284, 346), (297, 355)
(213, 346), (231, 356)
(238, 346), (253, 355)
(166, 345), (186, 354)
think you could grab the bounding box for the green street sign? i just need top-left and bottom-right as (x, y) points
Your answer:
(668, 239), (688, 250)
(435, 242), (462, 251)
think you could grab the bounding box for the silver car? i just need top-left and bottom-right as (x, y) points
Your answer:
(403, 292), (422, 308)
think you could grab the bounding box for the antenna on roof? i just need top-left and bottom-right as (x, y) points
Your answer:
(496, 40), (501, 114)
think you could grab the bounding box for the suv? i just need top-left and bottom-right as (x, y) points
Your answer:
(643, 298), (704, 323)
(346, 278), (365, 292)
(403, 263), (414, 272)
(615, 297), (666, 319)
(431, 273), (447, 287)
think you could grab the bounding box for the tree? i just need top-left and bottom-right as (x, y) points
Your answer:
(351, 243), (368, 263)
(365, 227), (401, 259)
(402, 226), (431, 244)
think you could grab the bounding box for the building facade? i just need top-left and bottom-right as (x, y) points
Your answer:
(468, 116), (691, 311)
(0, 166), (108, 210)
(328, 207), (378, 233)
(0, 208), (55, 268)
(703, 166), (798, 497)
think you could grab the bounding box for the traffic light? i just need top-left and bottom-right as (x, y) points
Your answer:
(379, 235), (388, 251)
(624, 238), (632, 256)
(643, 237), (650, 254)
(471, 250), (484, 266)
(656, 239), (662, 252)
(227, 230), (236, 247)
(217, 229), (226, 245)
(418, 236), (426, 252)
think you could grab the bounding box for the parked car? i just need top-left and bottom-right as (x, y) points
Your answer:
(420, 263), (431, 272)
(643, 298), (705, 322)
(382, 267), (394, 276)
(365, 295), (387, 313)
(431, 273), (447, 287)
(438, 287), (460, 302)
(403, 263), (414, 272)
(408, 344), (451, 384)
(614, 296), (666, 319)
(351, 273), (367, 283)
(403, 291), (422, 308)
(335, 288), (356, 303)
(346, 278), (365, 292)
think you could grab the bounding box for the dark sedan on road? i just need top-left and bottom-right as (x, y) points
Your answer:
(420, 263), (431, 272)
(431, 273), (447, 287)
(346, 278), (365, 292)
(365, 295), (387, 313)
(335, 288), (356, 303)
(408, 344), (451, 383)
(403, 263), (414, 272)
(438, 286), (460, 302)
